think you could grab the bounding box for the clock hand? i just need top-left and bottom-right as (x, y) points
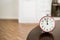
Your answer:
(47, 22), (48, 25)
(44, 18), (48, 25)
(47, 18), (48, 25)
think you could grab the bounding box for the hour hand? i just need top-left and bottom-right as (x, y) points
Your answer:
(47, 22), (48, 25)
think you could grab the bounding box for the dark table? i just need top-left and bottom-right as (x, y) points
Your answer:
(27, 21), (60, 40)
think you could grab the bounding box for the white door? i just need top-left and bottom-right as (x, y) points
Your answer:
(19, 0), (36, 23)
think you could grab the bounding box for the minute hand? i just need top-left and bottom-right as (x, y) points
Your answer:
(47, 18), (48, 25)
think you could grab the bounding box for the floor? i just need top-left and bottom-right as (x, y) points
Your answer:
(0, 20), (19, 40)
(0, 20), (38, 40)
(0, 20), (60, 40)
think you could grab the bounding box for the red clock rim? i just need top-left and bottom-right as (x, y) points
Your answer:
(39, 16), (56, 32)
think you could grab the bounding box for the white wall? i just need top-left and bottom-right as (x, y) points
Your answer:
(19, 0), (52, 23)
(0, 0), (18, 19)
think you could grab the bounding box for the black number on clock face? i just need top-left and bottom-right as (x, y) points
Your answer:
(46, 29), (48, 31)
(42, 26), (43, 28)
(42, 20), (44, 22)
(44, 18), (46, 20)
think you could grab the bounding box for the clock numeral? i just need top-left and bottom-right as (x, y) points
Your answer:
(44, 18), (46, 20)
(41, 22), (43, 25)
(44, 27), (45, 30)
(42, 20), (44, 22)
(42, 26), (43, 28)
(50, 28), (51, 30)
(46, 29), (48, 31)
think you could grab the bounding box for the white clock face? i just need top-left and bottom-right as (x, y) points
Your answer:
(40, 16), (55, 32)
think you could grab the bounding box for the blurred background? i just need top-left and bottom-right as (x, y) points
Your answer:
(0, 0), (60, 40)
(0, 0), (18, 19)
(0, 0), (18, 40)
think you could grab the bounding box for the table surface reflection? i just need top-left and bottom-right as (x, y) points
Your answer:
(27, 24), (60, 40)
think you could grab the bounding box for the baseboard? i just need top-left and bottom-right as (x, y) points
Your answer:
(0, 19), (18, 21)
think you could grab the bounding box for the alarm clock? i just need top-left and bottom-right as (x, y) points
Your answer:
(39, 16), (55, 32)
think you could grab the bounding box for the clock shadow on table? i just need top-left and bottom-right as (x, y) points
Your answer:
(39, 32), (54, 40)
(26, 25), (54, 40)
